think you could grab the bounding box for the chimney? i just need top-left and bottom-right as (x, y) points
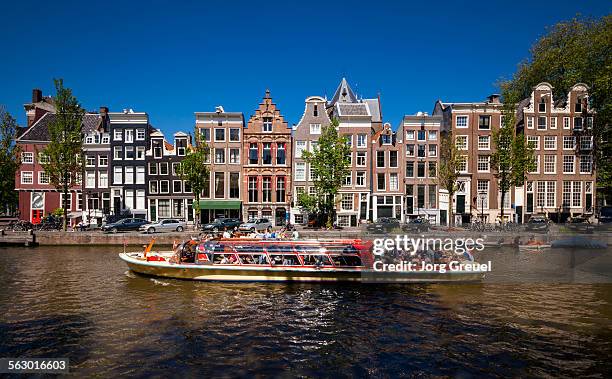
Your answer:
(32, 88), (42, 103)
(487, 94), (501, 104)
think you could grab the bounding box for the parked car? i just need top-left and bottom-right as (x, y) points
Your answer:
(565, 216), (595, 234)
(239, 218), (272, 232)
(366, 217), (400, 234)
(597, 206), (612, 224)
(140, 219), (186, 233)
(402, 218), (430, 233)
(200, 218), (242, 232)
(102, 218), (150, 233)
(525, 215), (550, 233)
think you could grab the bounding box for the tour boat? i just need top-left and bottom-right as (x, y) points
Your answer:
(119, 238), (486, 283)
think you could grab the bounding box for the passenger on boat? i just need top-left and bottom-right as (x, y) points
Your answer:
(181, 242), (196, 263)
(222, 230), (232, 239)
(292, 230), (299, 240)
(220, 255), (230, 264)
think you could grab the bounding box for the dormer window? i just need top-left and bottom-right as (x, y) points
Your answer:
(575, 99), (583, 113)
(152, 139), (163, 158)
(382, 134), (392, 145)
(176, 138), (187, 156)
(538, 98), (546, 112)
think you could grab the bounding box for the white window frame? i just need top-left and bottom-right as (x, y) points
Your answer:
(113, 166), (122, 184)
(38, 171), (49, 184)
(125, 129), (134, 143)
(229, 148), (240, 164)
(99, 172), (108, 188)
(214, 128), (225, 142)
(124, 166), (134, 184)
(527, 136), (540, 150)
(477, 155), (490, 173)
(309, 123), (321, 135)
(456, 115), (468, 128)
(85, 155), (96, 167)
(295, 162), (306, 181)
(356, 151), (367, 167)
(357, 134), (367, 148)
(160, 180), (170, 194)
(527, 116), (534, 129)
(21, 152), (34, 164)
(563, 117), (570, 129)
(563, 136), (576, 150)
(580, 155), (592, 174)
(113, 129), (122, 141)
(21, 171), (33, 184)
(563, 155), (575, 174)
(543, 155), (556, 174)
(543, 136), (557, 150)
(455, 135), (468, 150)
(428, 144), (437, 157)
(136, 146), (145, 160)
(389, 173), (399, 191)
(356, 171), (366, 187)
(85, 171), (96, 188)
(295, 141), (306, 158)
(550, 117), (557, 129)
(136, 166), (145, 184)
(477, 135), (490, 150)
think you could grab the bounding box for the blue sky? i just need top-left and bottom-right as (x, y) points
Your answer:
(1, 1), (609, 135)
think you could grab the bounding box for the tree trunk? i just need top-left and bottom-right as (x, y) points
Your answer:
(62, 182), (68, 232)
(500, 189), (506, 223)
(448, 190), (455, 228)
(194, 193), (200, 230)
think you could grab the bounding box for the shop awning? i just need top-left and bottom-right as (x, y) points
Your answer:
(198, 200), (241, 210)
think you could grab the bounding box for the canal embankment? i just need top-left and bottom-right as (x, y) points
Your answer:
(2, 228), (611, 247)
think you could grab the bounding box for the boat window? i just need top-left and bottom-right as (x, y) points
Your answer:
(206, 243), (227, 253)
(266, 244), (294, 253)
(300, 254), (332, 266)
(330, 255), (362, 267)
(213, 253), (240, 264)
(325, 244), (359, 254)
(295, 245), (323, 254)
(269, 254), (301, 266)
(238, 254), (268, 264)
(234, 244), (264, 254)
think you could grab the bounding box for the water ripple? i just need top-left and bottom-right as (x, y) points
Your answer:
(0, 246), (611, 377)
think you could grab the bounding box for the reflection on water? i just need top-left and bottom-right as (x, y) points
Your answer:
(1, 246), (611, 377)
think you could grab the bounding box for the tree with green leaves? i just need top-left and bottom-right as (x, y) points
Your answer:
(491, 102), (536, 222)
(436, 132), (463, 227)
(500, 15), (612, 203)
(179, 130), (210, 229)
(0, 106), (20, 215)
(299, 119), (351, 228)
(40, 79), (85, 231)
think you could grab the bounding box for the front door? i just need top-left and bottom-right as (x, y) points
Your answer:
(31, 210), (43, 224)
(456, 195), (466, 214)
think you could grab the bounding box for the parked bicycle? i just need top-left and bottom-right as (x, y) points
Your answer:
(8, 220), (33, 231)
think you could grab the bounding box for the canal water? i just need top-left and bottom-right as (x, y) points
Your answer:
(1, 245), (611, 377)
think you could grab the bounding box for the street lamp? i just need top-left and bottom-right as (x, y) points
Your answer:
(478, 191), (487, 223)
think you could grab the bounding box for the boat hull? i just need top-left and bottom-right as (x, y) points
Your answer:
(120, 253), (485, 283)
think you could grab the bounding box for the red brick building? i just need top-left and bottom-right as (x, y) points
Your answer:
(242, 90), (292, 226)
